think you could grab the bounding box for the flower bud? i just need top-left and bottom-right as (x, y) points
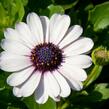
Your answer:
(92, 46), (109, 66)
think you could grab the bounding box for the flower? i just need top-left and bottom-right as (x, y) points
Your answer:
(0, 12), (94, 104)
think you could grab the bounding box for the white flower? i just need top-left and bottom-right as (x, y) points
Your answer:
(0, 13), (94, 104)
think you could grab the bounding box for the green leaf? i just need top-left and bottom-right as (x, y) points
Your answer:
(8, 0), (25, 24)
(23, 96), (56, 109)
(0, 88), (27, 109)
(7, 106), (20, 109)
(62, 0), (79, 10)
(23, 96), (39, 109)
(0, 2), (9, 28)
(39, 98), (56, 109)
(92, 83), (109, 101)
(21, 0), (28, 6)
(70, 83), (109, 105)
(0, 71), (8, 90)
(48, 4), (64, 17)
(80, 83), (109, 102)
(39, 4), (64, 17)
(0, 0), (27, 32)
(88, 1), (109, 31)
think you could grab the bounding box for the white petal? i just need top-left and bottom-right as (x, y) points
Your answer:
(50, 96), (60, 102)
(4, 28), (31, 47)
(53, 70), (71, 97)
(15, 22), (37, 48)
(49, 14), (61, 30)
(35, 75), (48, 104)
(59, 68), (83, 91)
(50, 14), (70, 44)
(7, 66), (34, 86)
(19, 71), (42, 97)
(44, 72), (60, 98)
(67, 78), (83, 91)
(63, 38), (94, 56)
(65, 55), (92, 68)
(60, 62), (87, 81)
(1, 39), (31, 55)
(0, 52), (32, 72)
(4, 28), (20, 41)
(40, 16), (50, 43)
(59, 25), (83, 48)
(27, 12), (44, 43)
(13, 87), (22, 97)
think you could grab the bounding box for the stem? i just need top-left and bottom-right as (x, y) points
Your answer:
(84, 65), (103, 88)
(61, 102), (69, 109)
(57, 101), (69, 109)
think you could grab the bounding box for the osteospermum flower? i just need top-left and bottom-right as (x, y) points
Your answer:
(0, 12), (94, 104)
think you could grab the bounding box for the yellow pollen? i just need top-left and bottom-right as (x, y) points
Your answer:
(55, 57), (57, 60)
(31, 56), (35, 60)
(47, 63), (50, 66)
(41, 62), (44, 65)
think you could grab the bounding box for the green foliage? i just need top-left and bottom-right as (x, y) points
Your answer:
(88, 1), (109, 31)
(0, 0), (109, 109)
(0, 0), (27, 32)
(78, 83), (109, 103)
(92, 83), (109, 101)
(23, 96), (56, 109)
(66, 83), (109, 109)
(0, 88), (27, 109)
(40, 4), (64, 17)
(47, 5), (64, 17)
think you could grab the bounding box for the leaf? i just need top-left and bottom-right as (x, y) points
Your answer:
(0, 2), (9, 28)
(88, 1), (109, 31)
(48, 4), (64, 17)
(23, 96), (39, 109)
(21, 0), (28, 6)
(82, 83), (109, 102)
(8, 0), (25, 24)
(7, 106), (20, 109)
(39, 4), (64, 17)
(39, 98), (56, 109)
(0, 89), (27, 109)
(62, 0), (79, 10)
(0, 0), (27, 31)
(23, 96), (56, 109)
(91, 83), (109, 101)
(0, 71), (8, 91)
(70, 83), (109, 105)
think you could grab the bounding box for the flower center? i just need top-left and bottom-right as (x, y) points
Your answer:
(31, 43), (63, 72)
